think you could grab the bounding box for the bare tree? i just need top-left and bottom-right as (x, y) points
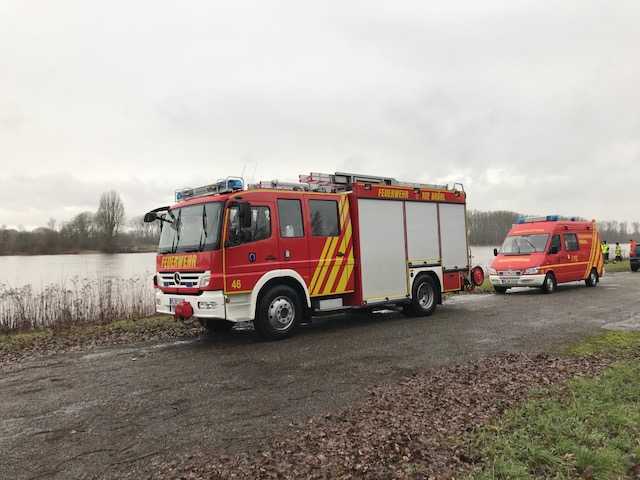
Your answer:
(95, 191), (125, 251)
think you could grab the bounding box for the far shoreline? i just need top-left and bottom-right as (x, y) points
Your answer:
(0, 248), (157, 257)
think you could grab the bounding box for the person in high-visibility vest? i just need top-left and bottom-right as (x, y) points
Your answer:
(602, 241), (610, 263)
(615, 242), (623, 262)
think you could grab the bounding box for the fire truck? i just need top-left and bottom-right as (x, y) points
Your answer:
(144, 172), (484, 339)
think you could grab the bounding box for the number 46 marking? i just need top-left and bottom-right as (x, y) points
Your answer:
(231, 279), (242, 289)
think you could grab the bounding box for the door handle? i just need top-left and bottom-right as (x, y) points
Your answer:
(265, 255), (277, 261)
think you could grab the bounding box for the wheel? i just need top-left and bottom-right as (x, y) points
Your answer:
(200, 319), (233, 334)
(632, 264), (639, 272)
(541, 272), (557, 294)
(585, 268), (598, 287)
(403, 275), (437, 317)
(494, 286), (508, 294)
(254, 285), (301, 340)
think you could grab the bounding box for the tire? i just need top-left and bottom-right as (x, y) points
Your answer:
(201, 319), (233, 334)
(541, 272), (557, 294)
(254, 285), (301, 340)
(494, 286), (508, 295)
(403, 275), (437, 317)
(632, 264), (639, 272)
(585, 268), (598, 287)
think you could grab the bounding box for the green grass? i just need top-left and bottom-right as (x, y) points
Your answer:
(604, 261), (633, 273)
(475, 278), (495, 293)
(565, 330), (640, 357)
(468, 361), (640, 480)
(0, 315), (188, 353)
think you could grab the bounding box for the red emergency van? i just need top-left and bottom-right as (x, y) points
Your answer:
(144, 172), (484, 339)
(488, 216), (604, 294)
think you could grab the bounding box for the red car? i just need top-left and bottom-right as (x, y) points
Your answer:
(489, 216), (604, 294)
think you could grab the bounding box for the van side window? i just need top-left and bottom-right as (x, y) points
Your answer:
(309, 200), (340, 236)
(277, 199), (304, 238)
(564, 233), (579, 251)
(227, 206), (271, 246)
(550, 234), (561, 252)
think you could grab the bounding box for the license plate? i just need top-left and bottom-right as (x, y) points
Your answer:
(503, 278), (519, 285)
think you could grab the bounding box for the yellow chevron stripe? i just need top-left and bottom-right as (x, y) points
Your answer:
(312, 235), (340, 294)
(584, 226), (597, 278)
(309, 236), (332, 293)
(340, 196), (349, 227)
(336, 248), (355, 292)
(322, 220), (352, 294)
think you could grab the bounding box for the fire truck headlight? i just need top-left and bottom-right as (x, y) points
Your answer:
(488, 267), (497, 275)
(524, 267), (539, 275)
(198, 301), (217, 309)
(198, 273), (211, 288)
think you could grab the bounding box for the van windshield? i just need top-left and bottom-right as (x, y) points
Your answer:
(158, 202), (224, 254)
(500, 234), (549, 255)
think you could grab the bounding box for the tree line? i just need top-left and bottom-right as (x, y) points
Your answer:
(467, 210), (640, 245)
(3, 197), (639, 255)
(0, 191), (159, 255)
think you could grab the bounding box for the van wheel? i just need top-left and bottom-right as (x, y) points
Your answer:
(542, 272), (557, 294)
(254, 285), (300, 340)
(403, 275), (437, 317)
(201, 319), (233, 333)
(632, 264), (639, 272)
(494, 286), (508, 294)
(585, 268), (599, 287)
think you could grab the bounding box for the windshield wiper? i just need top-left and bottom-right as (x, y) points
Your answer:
(522, 237), (538, 253)
(171, 209), (182, 254)
(197, 204), (208, 251)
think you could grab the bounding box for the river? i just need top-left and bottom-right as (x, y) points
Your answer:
(0, 246), (501, 289)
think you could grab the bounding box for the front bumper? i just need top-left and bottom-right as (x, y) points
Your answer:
(156, 290), (226, 320)
(489, 274), (546, 288)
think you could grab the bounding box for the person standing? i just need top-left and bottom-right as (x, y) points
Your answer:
(602, 240), (610, 263)
(615, 242), (622, 262)
(630, 239), (638, 259)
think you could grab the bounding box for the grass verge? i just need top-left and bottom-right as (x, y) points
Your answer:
(0, 315), (200, 360)
(467, 332), (640, 480)
(604, 261), (633, 273)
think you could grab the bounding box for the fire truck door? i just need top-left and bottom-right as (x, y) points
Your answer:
(223, 202), (277, 294)
(562, 232), (583, 281)
(306, 195), (355, 297)
(275, 198), (310, 283)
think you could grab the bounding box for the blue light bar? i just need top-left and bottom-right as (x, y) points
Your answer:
(517, 214), (577, 224)
(175, 177), (244, 202)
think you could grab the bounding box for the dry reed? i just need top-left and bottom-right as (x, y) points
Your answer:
(0, 276), (155, 332)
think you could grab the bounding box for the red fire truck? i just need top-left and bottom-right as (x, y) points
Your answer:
(144, 172), (484, 339)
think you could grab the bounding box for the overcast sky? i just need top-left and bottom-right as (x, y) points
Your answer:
(2, 0), (639, 228)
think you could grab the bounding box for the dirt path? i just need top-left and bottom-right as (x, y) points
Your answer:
(1, 273), (639, 479)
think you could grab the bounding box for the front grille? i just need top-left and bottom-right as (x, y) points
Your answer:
(159, 271), (207, 288)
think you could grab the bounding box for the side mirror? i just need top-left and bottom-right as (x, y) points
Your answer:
(238, 202), (252, 229)
(549, 246), (559, 255)
(493, 248), (498, 257)
(143, 212), (157, 223)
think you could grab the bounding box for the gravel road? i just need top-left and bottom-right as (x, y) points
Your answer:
(2, 272), (639, 479)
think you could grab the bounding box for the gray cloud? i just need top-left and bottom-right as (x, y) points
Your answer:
(1, 0), (639, 228)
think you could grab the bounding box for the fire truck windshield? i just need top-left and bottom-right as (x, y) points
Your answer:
(158, 202), (223, 254)
(500, 234), (549, 255)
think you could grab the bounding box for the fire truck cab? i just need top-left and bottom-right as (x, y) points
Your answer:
(145, 172), (483, 339)
(488, 216), (604, 294)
